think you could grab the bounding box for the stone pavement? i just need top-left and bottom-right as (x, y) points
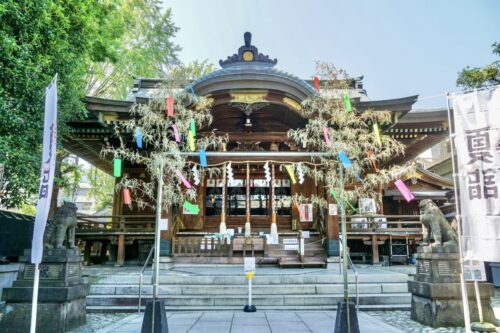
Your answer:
(72, 311), (403, 333)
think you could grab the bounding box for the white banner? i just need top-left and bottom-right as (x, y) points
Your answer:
(31, 76), (58, 264)
(452, 86), (500, 262)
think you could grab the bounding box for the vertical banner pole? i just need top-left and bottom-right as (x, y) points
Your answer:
(29, 264), (40, 333)
(152, 163), (164, 332)
(445, 93), (471, 333)
(339, 164), (350, 332)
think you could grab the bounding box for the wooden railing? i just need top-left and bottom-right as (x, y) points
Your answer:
(172, 236), (231, 257)
(76, 215), (156, 236)
(346, 215), (422, 236)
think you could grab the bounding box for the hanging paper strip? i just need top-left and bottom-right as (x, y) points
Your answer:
(323, 127), (331, 146)
(344, 196), (357, 211)
(330, 189), (357, 211)
(285, 165), (296, 184)
(297, 164), (304, 184)
(183, 201), (200, 214)
(135, 127), (143, 148)
(367, 150), (379, 172)
(295, 202), (304, 221)
(190, 119), (196, 136)
(113, 158), (121, 177)
(172, 124), (180, 142)
(192, 165), (200, 185)
(175, 170), (192, 189)
(166, 96), (174, 117)
(123, 188), (132, 205)
(264, 161), (271, 182)
(354, 173), (365, 185)
(313, 76), (320, 92)
(330, 189), (339, 203)
(373, 123), (382, 146)
(199, 149), (207, 168)
(394, 179), (415, 202)
(343, 93), (352, 113)
(188, 131), (196, 151)
(338, 151), (352, 169)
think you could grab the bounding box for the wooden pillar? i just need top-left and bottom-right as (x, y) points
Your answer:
(111, 177), (122, 265)
(327, 195), (339, 241)
(83, 240), (93, 265)
(372, 187), (384, 264)
(99, 241), (108, 263)
(116, 216), (125, 266)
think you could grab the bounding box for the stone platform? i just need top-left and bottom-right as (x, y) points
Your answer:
(0, 248), (88, 333)
(408, 245), (496, 327)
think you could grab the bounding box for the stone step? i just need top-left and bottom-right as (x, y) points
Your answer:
(86, 293), (411, 308)
(89, 283), (409, 296)
(85, 273), (409, 285)
(86, 303), (411, 312)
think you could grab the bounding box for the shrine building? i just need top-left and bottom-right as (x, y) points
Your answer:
(65, 32), (452, 267)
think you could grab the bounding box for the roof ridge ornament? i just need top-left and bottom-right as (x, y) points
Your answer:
(219, 32), (278, 68)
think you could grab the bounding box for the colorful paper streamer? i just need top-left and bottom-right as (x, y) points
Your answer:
(313, 76), (320, 92)
(175, 171), (192, 189)
(190, 119), (196, 136)
(330, 189), (357, 211)
(323, 127), (331, 146)
(183, 201), (199, 214)
(338, 151), (352, 169)
(285, 165), (296, 184)
(188, 131), (196, 151)
(344, 93), (352, 112)
(373, 123), (382, 146)
(192, 165), (200, 185)
(354, 173), (365, 185)
(330, 189), (339, 203)
(199, 149), (207, 168)
(113, 158), (121, 177)
(344, 196), (357, 211)
(172, 124), (180, 142)
(166, 96), (174, 117)
(394, 179), (415, 202)
(295, 202), (304, 220)
(123, 188), (131, 205)
(135, 127), (143, 148)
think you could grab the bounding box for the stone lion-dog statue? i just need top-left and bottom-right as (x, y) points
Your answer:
(43, 201), (78, 249)
(419, 199), (458, 246)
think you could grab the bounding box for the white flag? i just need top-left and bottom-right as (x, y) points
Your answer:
(31, 76), (58, 264)
(451, 85), (500, 262)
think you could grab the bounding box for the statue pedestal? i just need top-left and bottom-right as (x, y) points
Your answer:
(408, 245), (496, 328)
(0, 248), (88, 333)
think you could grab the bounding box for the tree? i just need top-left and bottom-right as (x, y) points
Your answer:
(86, 0), (180, 99)
(287, 63), (409, 212)
(457, 42), (500, 89)
(0, 0), (122, 208)
(86, 166), (114, 212)
(101, 79), (226, 213)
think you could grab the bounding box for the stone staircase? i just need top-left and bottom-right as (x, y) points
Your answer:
(84, 267), (411, 313)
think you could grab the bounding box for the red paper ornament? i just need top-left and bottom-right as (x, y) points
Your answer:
(313, 76), (320, 92)
(166, 96), (174, 117)
(123, 188), (132, 205)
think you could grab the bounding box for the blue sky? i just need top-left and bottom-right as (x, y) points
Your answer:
(163, 0), (499, 109)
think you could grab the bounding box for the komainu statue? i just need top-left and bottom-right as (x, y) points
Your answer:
(44, 201), (78, 249)
(419, 199), (458, 246)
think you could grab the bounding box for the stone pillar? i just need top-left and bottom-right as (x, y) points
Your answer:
(408, 245), (496, 327)
(0, 248), (88, 333)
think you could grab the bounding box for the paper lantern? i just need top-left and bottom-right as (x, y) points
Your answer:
(166, 96), (174, 117)
(113, 159), (121, 177)
(123, 188), (131, 205)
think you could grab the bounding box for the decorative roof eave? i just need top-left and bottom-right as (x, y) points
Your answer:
(398, 108), (449, 124)
(84, 96), (133, 113)
(357, 95), (419, 114)
(401, 165), (454, 189)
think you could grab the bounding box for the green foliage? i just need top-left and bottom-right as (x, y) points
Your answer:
(86, 0), (180, 99)
(86, 166), (114, 211)
(0, 0), (122, 208)
(288, 63), (409, 212)
(457, 42), (500, 89)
